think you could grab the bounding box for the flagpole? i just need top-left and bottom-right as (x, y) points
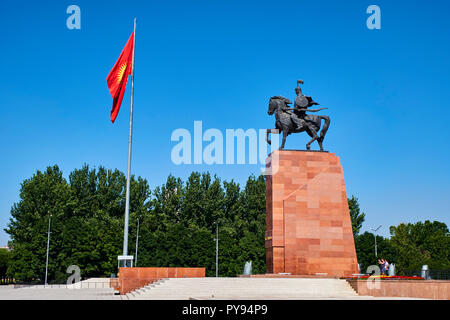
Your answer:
(122, 18), (136, 261)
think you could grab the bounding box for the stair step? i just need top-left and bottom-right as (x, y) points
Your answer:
(127, 278), (359, 299)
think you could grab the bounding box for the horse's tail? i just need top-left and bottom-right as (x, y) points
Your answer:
(318, 115), (330, 142)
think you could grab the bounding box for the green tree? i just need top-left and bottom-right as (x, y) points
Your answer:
(136, 172), (266, 277)
(5, 164), (151, 282)
(354, 232), (395, 272)
(5, 165), (271, 279)
(234, 175), (266, 275)
(348, 195), (365, 236)
(389, 220), (450, 273)
(151, 175), (184, 230)
(0, 249), (10, 277)
(5, 165), (72, 281)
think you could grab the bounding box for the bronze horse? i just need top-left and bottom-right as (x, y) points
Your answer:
(266, 96), (331, 151)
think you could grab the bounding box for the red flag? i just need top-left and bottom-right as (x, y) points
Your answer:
(107, 31), (134, 123)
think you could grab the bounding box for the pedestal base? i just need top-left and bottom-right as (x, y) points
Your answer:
(265, 150), (358, 277)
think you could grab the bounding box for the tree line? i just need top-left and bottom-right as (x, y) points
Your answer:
(3, 165), (266, 282)
(1, 165), (448, 282)
(349, 196), (449, 274)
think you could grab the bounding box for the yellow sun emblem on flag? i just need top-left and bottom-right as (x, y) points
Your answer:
(117, 62), (128, 84)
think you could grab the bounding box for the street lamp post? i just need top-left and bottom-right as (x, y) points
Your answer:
(215, 222), (218, 278)
(370, 225), (382, 258)
(135, 218), (140, 267)
(44, 214), (52, 286)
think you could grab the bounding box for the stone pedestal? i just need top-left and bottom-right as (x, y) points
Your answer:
(265, 150), (358, 277)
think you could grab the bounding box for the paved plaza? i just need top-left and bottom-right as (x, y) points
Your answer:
(0, 278), (424, 300)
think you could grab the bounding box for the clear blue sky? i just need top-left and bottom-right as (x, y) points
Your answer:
(1, 0), (449, 245)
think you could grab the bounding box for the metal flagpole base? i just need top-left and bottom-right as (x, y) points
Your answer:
(118, 255), (134, 268)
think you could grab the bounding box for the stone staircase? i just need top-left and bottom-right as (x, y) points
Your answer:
(126, 277), (363, 300)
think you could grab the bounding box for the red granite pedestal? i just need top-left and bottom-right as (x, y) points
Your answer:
(265, 150), (358, 277)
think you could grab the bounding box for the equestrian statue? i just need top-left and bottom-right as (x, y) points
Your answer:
(266, 80), (330, 151)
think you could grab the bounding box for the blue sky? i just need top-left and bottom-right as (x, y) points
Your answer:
(0, 0), (449, 245)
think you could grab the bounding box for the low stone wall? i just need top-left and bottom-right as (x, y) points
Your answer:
(346, 279), (450, 300)
(118, 267), (205, 295)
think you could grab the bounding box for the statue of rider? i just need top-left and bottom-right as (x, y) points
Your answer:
(290, 80), (320, 131)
